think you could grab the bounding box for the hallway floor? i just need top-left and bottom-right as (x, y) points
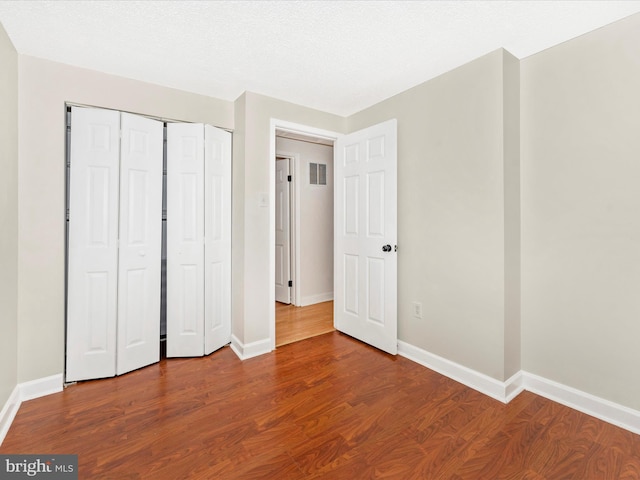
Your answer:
(276, 300), (334, 347)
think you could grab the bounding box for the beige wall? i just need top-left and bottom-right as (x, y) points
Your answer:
(233, 92), (345, 346)
(17, 55), (234, 383)
(521, 13), (640, 410)
(0, 23), (18, 407)
(348, 49), (519, 381)
(276, 137), (334, 305)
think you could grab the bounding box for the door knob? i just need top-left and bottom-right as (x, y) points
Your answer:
(382, 244), (392, 252)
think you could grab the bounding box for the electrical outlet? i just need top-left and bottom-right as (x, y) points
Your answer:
(412, 302), (423, 320)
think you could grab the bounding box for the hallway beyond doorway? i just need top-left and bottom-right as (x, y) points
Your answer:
(276, 301), (334, 347)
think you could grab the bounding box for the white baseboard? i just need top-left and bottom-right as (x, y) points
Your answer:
(505, 371), (526, 403)
(398, 340), (521, 403)
(398, 340), (640, 435)
(230, 334), (272, 360)
(0, 374), (63, 446)
(521, 371), (640, 436)
(299, 292), (333, 307)
(0, 386), (20, 447)
(19, 374), (64, 402)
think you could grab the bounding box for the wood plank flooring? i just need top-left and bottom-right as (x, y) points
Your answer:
(2, 332), (640, 479)
(276, 301), (334, 347)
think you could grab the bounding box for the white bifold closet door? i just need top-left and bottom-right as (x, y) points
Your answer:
(66, 107), (163, 382)
(117, 112), (163, 374)
(166, 123), (232, 357)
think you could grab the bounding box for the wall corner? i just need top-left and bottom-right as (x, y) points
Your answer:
(502, 49), (521, 380)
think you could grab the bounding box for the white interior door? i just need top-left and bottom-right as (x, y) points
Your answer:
(67, 107), (120, 382)
(334, 119), (398, 354)
(275, 158), (291, 304)
(166, 123), (205, 357)
(204, 124), (232, 355)
(116, 113), (163, 375)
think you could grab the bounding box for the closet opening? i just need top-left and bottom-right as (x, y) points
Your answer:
(65, 105), (232, 383)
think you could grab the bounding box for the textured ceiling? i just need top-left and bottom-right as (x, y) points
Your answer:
(1, 1), (639, 116)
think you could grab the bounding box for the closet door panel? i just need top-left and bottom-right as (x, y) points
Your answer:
(116, 113), (163, 375)
(166, 123), (205, 357)
(204, 125), (232, 355)
(67, 107), (120, 382)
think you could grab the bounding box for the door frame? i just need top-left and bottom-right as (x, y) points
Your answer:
(269, 119), (341, 350)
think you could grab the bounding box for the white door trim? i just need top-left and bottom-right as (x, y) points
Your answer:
(269, 119), (341, 351)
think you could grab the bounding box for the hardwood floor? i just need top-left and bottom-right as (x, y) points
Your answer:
(276, 301), (334, 347)
(2, 332), (640, 479)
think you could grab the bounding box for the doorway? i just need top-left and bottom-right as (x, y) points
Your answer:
(273, 125), (337, 346)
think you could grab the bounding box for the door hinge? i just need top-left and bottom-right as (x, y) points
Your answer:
(287, 175), (292, 182)
(288, 280), (293, 287)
